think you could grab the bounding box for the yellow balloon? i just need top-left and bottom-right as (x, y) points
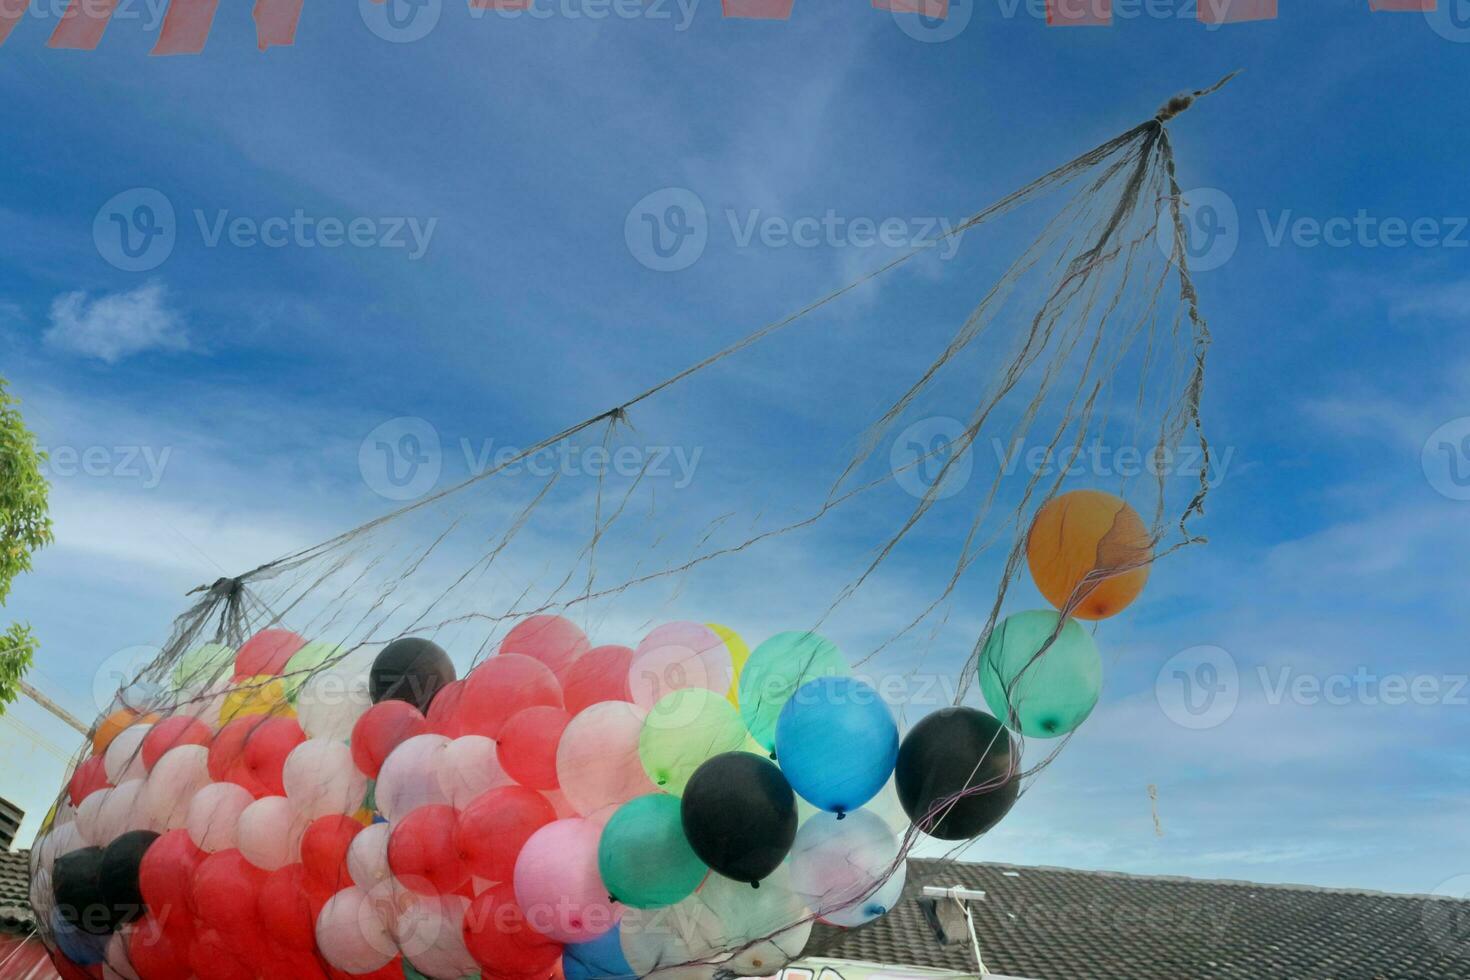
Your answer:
(219, 675), (293, 723)
(707, 622), (750, 706)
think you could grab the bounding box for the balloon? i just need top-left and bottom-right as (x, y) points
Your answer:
(458, 785), (557, 884)
(68, 755), (110, 807)
(54, 845), (110, 935)
(259, 863), (331, 950)
(396, 892), (478, 980)
(598, 794), (706, 910)
(301, 815), (363, 891)
(627, 622), (732, 710)
(316, 886), (397, 975)
(514, 818), (621, 943)
(128, 914), (193, 980)
(138, 828), (204, 919)
(96, 780), (149, 841)
(435, 734), (510, 808)
(193, 849), (268, 939)
(821, 860), (906, 928)
(186, 781), (255, 852)
(562, 645), (634, 715)
(237, 796), (307, 871)
(462, 882), (563, 978)
(556, 701), (654, 817)
(104, 722), (153, 784)
(233, 629), (307, 679)
(141, 716), (212, 771)
(774, 677), (898, 815)
(369, 637), (457, 714)
(737, 632), (848, 753)
(564, 924), (636, 980)
(297, 648), (377, 743)
(285, 739), (370, 818)
(498, 706), (572, 790)
(374, 734), (452, 821)
(173, 677), (233, 731)
(460, 654), (563, 740)
(1026, 489), (1151, 620)
(212, 715), (306, 797)
(142, 745), (211, 830)
(618, 897), (723, 980)
(706, 623), (749, 704)
(637, 688), (747, 795)
(500, 615), (591, 684)
(789, 809), (898, 924)
(697, 867), (810, 975)
(219, 675), (291, 723)
(679, 753), (796, 886)
(98, 831), (157, 928)
(52, 906), (110, 966)
(351, 701), (429, 780)
(187, 928), (256, 980)
(978, 609), (1102, 738)
(388, 804), (467, 896)
(94, 709), (155, 756)
(172, 643), (235, 694)
(425, 679), (468, 738)
(893, 706), (1019, 840)
(347, 822), (393, 892)
(281, 641), (342, 701)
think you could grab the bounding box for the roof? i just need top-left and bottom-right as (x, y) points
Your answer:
(0, 849), (33, 935)
(815, 859), (1470, 980)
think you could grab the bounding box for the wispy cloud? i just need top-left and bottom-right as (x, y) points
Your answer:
(44, 281), (190, 364)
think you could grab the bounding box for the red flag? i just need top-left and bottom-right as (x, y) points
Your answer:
(721, 0), (794, 19)
(47, 0), (118, 48)
(253, 0), (303, 48)
(1198, 0), (1276, 20)
(1046, 0), (1111, 26)
(1369, 0), (1435, 9)
(152, 0), (220, 55)
(0, 0), (26, 46)
(873, 0), (948, 15)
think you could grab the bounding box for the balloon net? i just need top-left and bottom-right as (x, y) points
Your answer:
(29, 81), (1228, 980)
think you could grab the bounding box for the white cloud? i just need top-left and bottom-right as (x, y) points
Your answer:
(44, 281), (190, 363)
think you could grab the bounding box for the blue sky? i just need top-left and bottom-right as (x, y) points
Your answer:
(3, 0), (1470, 905)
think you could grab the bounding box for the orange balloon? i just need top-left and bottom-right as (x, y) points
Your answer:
(92, 708), (160, 755)
(1026, 489), (1152, 620)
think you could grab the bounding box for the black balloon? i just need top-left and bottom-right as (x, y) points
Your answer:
(894, 707), (1020, 841)
(369, 637), (456, 712)
(681, 752), (797, 885)
(100, 830), (159, 926)
(53, 845), (112, 936)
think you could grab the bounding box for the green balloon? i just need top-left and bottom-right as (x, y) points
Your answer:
(737, 631), (848, 752)
(598, 794), (707, 909)
(638, 688), (747, 794)
(170, 642), (235, 693)
(979, 610), (1102, 738)
(282, 641), (342, 701)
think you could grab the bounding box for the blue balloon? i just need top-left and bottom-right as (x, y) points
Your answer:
(50, 907), (108, 966)
(775, 676), (898, 815)
(564, 923), (636, 980)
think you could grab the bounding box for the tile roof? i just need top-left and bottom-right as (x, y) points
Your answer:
(814, 859), (1470, 980)
(0, 849), (34, 935)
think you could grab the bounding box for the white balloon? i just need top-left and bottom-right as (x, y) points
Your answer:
(821, 860), (907, 927)
(316, 886), (398, 975)
(297, 649), (376, 743)
(435, 735), (509, 809)
(395, 893), (477, 980)
(347, 822), (393, 892)
(96, 780), (150, 840)
(142, 745), (211, 831)
(284, 739), (369, 819)
(186, 781), (255, 852)
(621, 897), (725, 980)
(375, 734), (451, 822)
(237, 795), (306, 871)
(36, 823), (85, 876)
(173, 677), (233, 731)
(789, 809), (901, 924)
(74, 788), (110, 845)
(104, 724), (153, 784)
(697, 867), (811, 975)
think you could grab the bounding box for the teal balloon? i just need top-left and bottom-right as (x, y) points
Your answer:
(738, 631), (849, 753)
(598, 794), (708, 909)
(979, 610), (1101, 738)
(775, 677), (897, 815)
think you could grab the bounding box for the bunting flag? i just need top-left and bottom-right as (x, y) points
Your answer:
(1046, 0), (1111, 26)
(721, 0), (795, 18)
(1198, 0), (1276, 23)
(0, 0), (25, 46)
(1369, 0), (1435, 9)
(253, 0), (303, 48)
(872, 0), (949, 16)
(152, 0), (221, 55)
(47, 0), (118, 48)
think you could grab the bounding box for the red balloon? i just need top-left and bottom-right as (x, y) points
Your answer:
(426, 679), (467, 738)
(300, 815), (362, 891)
(67, 755), (111, 807)
(499, 615), (590, 683)
(46, 952), (98, 980)
(209, 716), (304, 797)
(325, 956), (406, 980)
(143, 716), (213, 771)
(456, 786), (556, 884)
(497, 707), (571, 790)
(192, 850), (268, 941)
(139, 829), (206, 920)
(350, 700), (428, 779)
(461, 654), (562, 740)
(128, 915), (193, 980)
(233, 629), (306, 679)
(561, 645), (634, 715)
(387, 804), (466, 895)
(258, 863), (331, 951)
(463, 882), (562, 977)
(263, 944), (329, 979)
(188, 929), (257, 980)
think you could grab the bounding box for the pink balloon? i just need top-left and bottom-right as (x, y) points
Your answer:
(497, 707), (571, 791)
(284, 739), (369, 819)
(375, 734), (451, 821)
(461, 654), (563, 740)
(513, 818), (620, 944)
(499, 615), (590, 683)
(555, 702), (654, 816)
(435, 735), (511, 809)
(626, 622), (732, 710)
(237, 795), (306, 871)
(347, 823), (393, 892)
(142, 745), (211, 830)
(562, 645), (635, 715)
(396, 892), (478, 980)
(187, 781), (255, 852)
(315, 886), (397, 975)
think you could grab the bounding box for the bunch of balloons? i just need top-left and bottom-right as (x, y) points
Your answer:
(33, 489), (1150, 980)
